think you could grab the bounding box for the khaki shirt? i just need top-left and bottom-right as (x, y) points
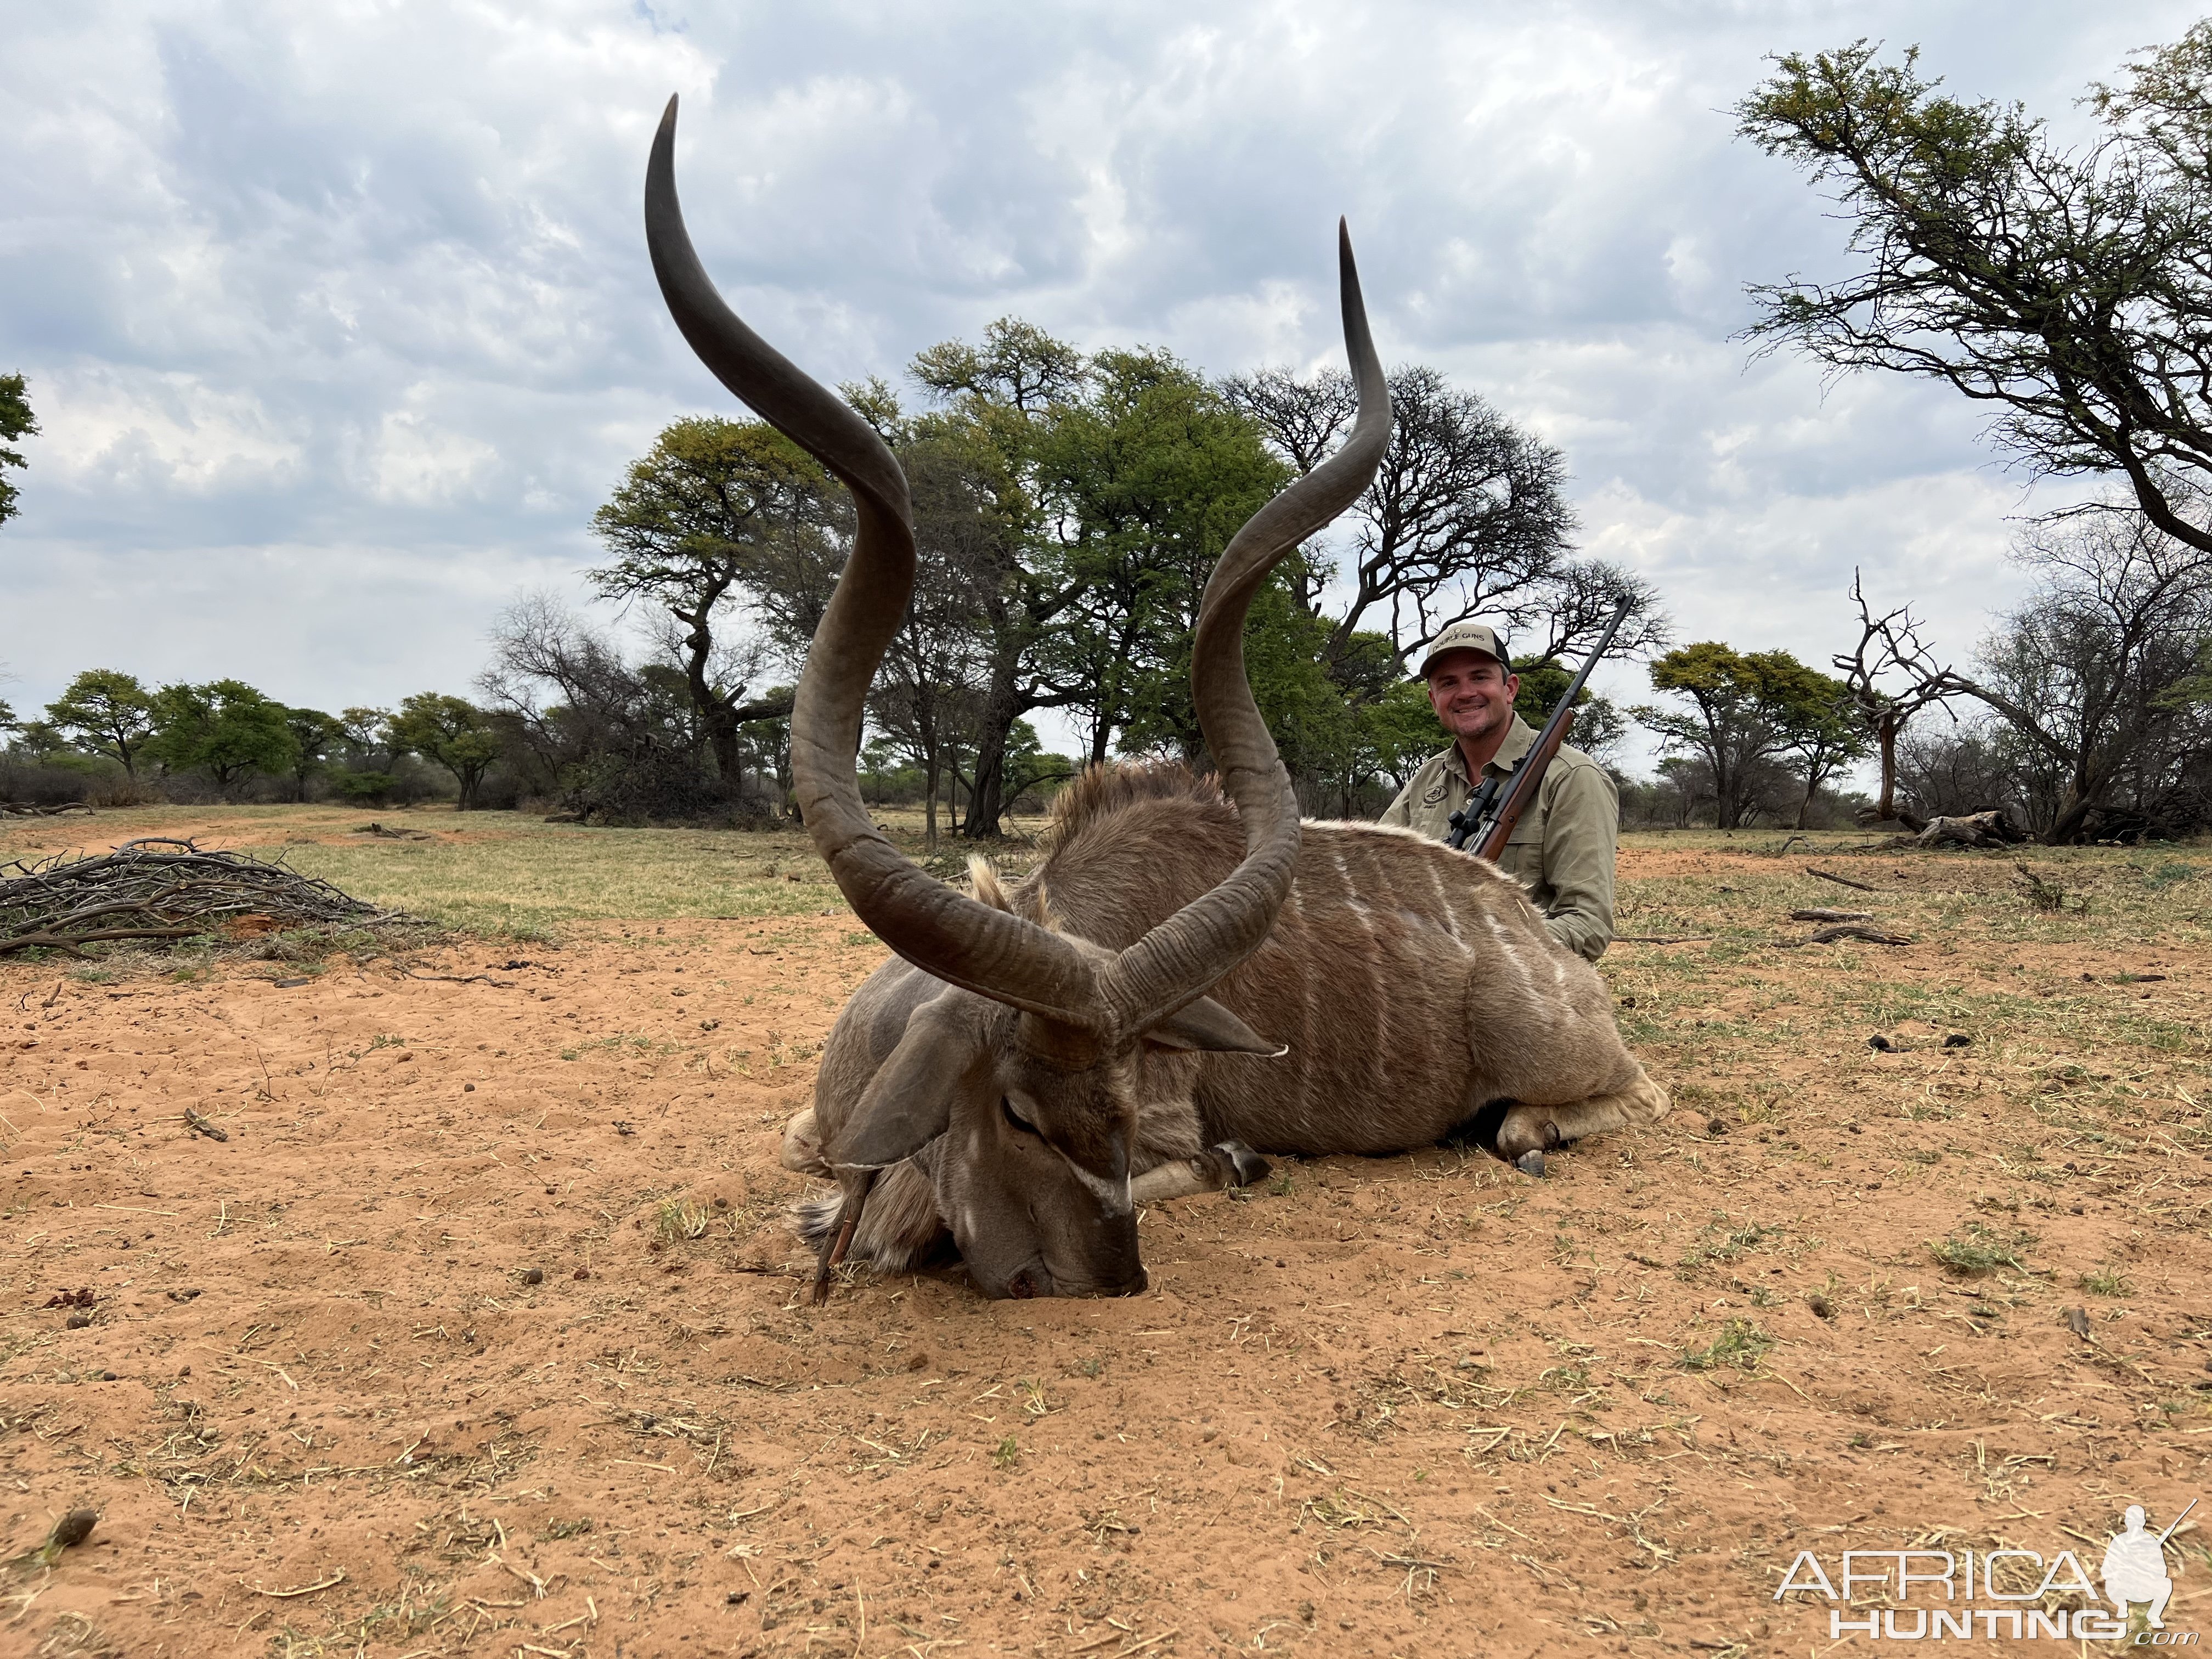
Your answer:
(1380, 715), (1619, 961)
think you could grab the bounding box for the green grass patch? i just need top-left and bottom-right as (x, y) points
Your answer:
(1679, 1318), (1774, 1372)
(1928, 1223), (2038, 1277)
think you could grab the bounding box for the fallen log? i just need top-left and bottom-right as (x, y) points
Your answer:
(0, 801), (91, 818)
(1915, 810), (2022, 848)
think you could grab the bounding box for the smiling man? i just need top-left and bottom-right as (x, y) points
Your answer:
(1379, 622), (1618, 961)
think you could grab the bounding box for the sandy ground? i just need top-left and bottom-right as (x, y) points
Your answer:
(2, 840), (2209, 1657)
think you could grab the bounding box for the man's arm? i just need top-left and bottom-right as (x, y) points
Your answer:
(1379, 772), (1418, 827)
(1538, 761), (1618, 962)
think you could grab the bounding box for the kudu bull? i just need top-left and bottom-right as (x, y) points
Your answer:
(644, 97), (1670, 1301)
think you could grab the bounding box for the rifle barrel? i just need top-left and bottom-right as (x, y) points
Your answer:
(1522, 597), (1633, 770)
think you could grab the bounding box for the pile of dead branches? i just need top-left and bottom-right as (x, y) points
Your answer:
(0, 838), (401, 957)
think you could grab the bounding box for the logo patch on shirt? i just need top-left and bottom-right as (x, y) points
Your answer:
(1421, 780), (1451, 807)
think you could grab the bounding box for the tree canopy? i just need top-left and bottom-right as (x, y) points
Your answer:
(391, 693), (501, 811)
(587, 416), (834, 788)
(1738, 30), (2212, 555)
(46, 670), (156, 777)
(145, 680), (296, 799)
(1635, 644), (1864, 829)
(0, 373), (35, 529)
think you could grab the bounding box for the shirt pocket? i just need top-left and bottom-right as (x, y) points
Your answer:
(1495, 802), (1544, 882)
(1502, 801), (1544, 850)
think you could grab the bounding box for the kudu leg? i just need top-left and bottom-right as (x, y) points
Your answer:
(1496, 1066), (1672, 1162)
(1131, 1141), (1272, 1205)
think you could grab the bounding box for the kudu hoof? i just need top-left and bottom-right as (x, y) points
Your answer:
(1206, 1140), (1272, 1189)
(1515, 1149), (1547, 1178)
(1495, 1113), (1564, 1163)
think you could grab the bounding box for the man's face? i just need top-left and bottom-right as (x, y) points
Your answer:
(1425, 651), (1519, 747)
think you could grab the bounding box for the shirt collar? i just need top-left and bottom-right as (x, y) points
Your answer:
(1448, 714), (1538, 781)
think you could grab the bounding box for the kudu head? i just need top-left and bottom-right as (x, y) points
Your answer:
(644, 95), (1389, 1297)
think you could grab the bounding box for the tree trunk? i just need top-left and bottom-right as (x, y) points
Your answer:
(675, 616), (743, 791)
(1872, 717), (1906, 822)
(961, 654), (1021, 840)
(923, 757), (939, 852)
(2045, 795), (2094, 845)
(702, 701), (741, 788)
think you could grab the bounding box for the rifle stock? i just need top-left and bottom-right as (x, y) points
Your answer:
(1471, 709), (1572, 862)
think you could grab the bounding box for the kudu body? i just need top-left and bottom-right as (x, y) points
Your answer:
(783, 768), (1669, 1294)
(642, 95), (1666, 1302)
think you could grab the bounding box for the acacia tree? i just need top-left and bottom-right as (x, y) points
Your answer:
(1738, 30), (2212, 555)
(1773, 669), (1872, 828)
(391, 693), (501, 810)
(1037, 348), (1294, 764)
(478, 596), (720, 823)
(1634, 644), (1858, 828)
(1960, 506), (2212, 841)
(46, 669), (156, 776)
(0, 373), (33, 529)
(587, 417), (837, 788)
(146, 680), (296, 799)
(1831, 571), (1968, 828)
(907, 320), (1096, 837)
(1221, 365), (1664, 672)
(1844, 499), (2212, 840)
(279, 707), (341, 802)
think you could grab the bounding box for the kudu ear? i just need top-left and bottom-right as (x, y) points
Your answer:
(1142, 997), (1285, 1057)
(830, 994), (988, 1170)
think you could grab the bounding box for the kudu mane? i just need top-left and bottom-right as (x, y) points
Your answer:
(1009, 764), (1242, 947)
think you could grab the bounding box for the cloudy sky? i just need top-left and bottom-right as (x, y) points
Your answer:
(2, 0), (2202, 768)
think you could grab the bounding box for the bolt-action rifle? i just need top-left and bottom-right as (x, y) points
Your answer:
(1444, 597), (1633, 860)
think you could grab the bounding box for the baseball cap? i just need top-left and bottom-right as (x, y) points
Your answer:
(1415, 622), (1511, 678)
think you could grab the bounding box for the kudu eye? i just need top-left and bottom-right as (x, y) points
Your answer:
(1001, 1097), (1037, 1136)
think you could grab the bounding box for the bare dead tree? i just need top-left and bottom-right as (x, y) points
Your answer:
(1832, 569), (1971, 828)
(1222, 364), (1666, 675)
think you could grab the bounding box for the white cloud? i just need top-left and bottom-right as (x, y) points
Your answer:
(35, 368), (303, 493)
(0, 0), (2203, 763)
(360, 407), (498, 504)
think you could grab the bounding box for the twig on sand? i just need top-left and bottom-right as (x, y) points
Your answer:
(1805, 866), (1877, 893)
(184, 1109), (229, 1143)
(1782, 924), (1911, 947)
(251, 1569), (344, 1598)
